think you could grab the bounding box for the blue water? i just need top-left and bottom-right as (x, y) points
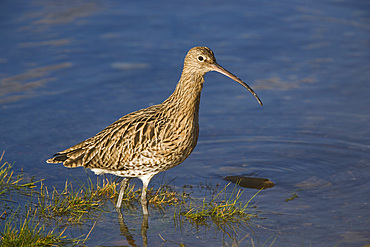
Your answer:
(1, 0), (369, 246)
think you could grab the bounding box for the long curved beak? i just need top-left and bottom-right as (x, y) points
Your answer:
(211, 63), (263, 106)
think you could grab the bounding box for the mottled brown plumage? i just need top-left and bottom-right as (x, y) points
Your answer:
(47, 46), (262, 215)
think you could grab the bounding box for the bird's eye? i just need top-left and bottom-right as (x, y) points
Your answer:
(198, 56), (204, 62)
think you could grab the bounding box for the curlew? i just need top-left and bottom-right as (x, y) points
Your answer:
(47, 46), (263, 215)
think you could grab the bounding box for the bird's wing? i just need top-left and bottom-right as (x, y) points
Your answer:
(47, 104), (164, 169)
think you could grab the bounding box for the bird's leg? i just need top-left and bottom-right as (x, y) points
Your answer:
(141, 182), (149, 215)
(116, 178), (132, 208)
(139, 175), (153, 215)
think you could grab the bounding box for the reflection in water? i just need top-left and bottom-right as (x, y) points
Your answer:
(19, 39), (71, 48)
(140, 214), (148, 247)
(0, 63), (71, 104)
(295, 176), (332, 189)
(113, 183), (262, 246)
(116, 209), (148, 247)
(31, 2), (98, 26)
(253, 77), (317, 90)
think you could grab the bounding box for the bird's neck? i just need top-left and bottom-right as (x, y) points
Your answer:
(164, 70), (204, 118)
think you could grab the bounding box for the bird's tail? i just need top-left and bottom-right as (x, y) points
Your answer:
(46, 148), (85, 168)
(46, 154), (68, 164)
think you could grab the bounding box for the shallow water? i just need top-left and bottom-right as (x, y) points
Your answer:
(1, 0), (369, 246)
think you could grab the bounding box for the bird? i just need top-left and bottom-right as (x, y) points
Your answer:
(46, 46), (263, 215)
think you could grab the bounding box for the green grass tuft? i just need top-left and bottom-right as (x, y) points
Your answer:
(177, 183), (261, 225)
(36, 177), (115, 225)
(0, 209), (82, 247)
(0, 153), (38, 197)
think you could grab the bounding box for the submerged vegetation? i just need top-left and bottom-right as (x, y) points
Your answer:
(0, 154), (262, 246)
